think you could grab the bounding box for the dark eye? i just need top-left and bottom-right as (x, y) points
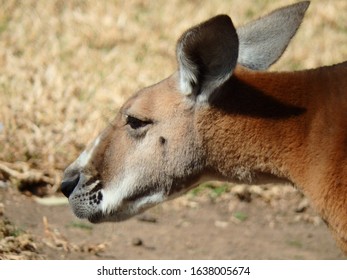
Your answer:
(126, 115), (152, 130)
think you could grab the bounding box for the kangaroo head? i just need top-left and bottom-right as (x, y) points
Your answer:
(61, 2), (309, 223)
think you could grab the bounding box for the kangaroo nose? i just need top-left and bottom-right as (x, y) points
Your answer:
(61, 173), (80, 198)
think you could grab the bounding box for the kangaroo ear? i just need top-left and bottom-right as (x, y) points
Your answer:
(176, 15), (238, 102)
(237, 1), (310, 70)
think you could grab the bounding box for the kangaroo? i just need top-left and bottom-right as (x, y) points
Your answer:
(61, 1), (347, 253)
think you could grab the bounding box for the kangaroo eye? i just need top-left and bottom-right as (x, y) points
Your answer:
(126, 115), (152, 130)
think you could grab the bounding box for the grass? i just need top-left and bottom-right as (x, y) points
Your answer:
(287, 239), (303, 249)
(67, 221), (93, 231)
(233, 211), (248, 222)
(0, 217), (25, 238)
(0, 0), (346, 193)
(189, 183), (230, 200)
(9, 227), (25, 238)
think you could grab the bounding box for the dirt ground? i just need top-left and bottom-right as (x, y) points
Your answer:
(0, 183), (345, 260)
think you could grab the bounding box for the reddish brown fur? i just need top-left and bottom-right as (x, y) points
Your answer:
(197, 63), (347, 252)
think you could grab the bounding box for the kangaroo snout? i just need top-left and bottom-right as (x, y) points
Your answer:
(61, 172), (80, 198)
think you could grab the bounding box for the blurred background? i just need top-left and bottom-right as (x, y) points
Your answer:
(0, 0), (346, 260)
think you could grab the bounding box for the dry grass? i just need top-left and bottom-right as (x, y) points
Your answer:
(0, 0), (346, 194)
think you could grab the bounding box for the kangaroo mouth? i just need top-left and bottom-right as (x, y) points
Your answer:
(88, 211), (104, 224)
(87, 208), (139, 224)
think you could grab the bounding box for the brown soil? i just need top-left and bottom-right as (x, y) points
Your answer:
(0, 184), (345, 260)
